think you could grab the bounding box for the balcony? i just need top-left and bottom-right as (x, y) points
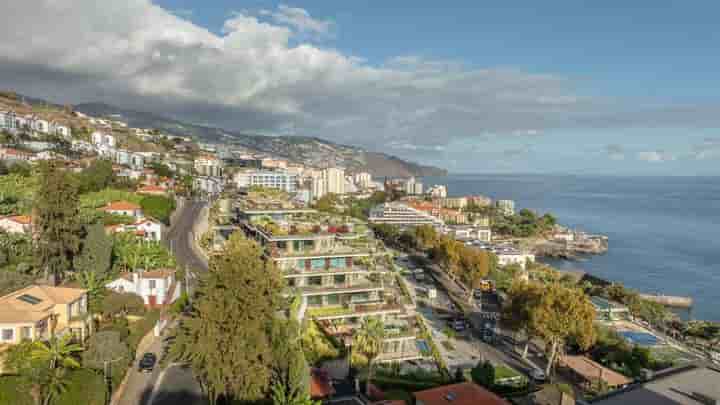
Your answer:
(306, 303), (404, 320)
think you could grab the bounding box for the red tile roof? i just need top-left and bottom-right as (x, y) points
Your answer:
(413, 382), (509, 405)
(310, 369), (335, 399)
(104, 201), (141, 211)
(4, 215), (31, 225)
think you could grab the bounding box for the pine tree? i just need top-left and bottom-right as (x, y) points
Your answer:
(74, 222), (113, 278)
(270, 319), (312, 405)
(172, 232), (283, 404)
(34, 161), (82, 284)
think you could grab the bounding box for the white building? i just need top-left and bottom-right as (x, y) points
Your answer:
(325, 167), (345, 195)
(496, 199), (516, 216)
(447, 225), (492, 242)
(369, 202), (444, 227)
(426, 185), (448, 198)
(91, 131), (116, 148)
(194, 176), (224, 195)
(108, 218), (162, 242)
(404, 177), (424, 195)
(106, 269), (181, 308)
(33, 119), (50, 134)
(102, 201), (144, 219)
(353, 172), (373, 189)
(51, 122), (71, 138)
(0, 110), (18, 132)
(234, 170), (298, 193)
(194, 155), (224, 177)
(491, 247), (534, 270)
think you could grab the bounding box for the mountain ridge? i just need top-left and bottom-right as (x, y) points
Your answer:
(73, 102), (447, 177)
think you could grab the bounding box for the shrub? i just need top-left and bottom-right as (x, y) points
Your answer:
(140, 195), (176, 225)
(101, 291), (146, 318)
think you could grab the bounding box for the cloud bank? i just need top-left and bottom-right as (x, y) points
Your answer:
(0, 0), (719, 163)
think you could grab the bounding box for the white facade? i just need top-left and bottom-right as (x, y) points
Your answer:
(194, 176), (224, 195)
(353, 172), (373, 189)
(106, 270), (180, 307)
(404, 177), (424, 195)
(110, 218), (162, 241)
(496, 199), (516, 216)
(426, 184), (448, 198)
(493, 249), (535, 270)
(33, 119), (50, 134)
(325, 167), (345, 195)
(91, 131), (116, 148)
(0, 216), (31, 234)
(0, 111), (18, 132)
(194, 156), (224, 177)
(234, 170), (298, 192)
(369, 202), (444, 227)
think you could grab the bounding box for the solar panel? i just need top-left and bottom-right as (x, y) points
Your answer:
(17, 294), (43, 305)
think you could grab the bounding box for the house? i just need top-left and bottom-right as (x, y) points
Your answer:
(107, 218), (162, 242)
(91, 131), (116, 148)
(0, 147), (33, 162)
(33, 119), (50, 134)
(137, 185), (168, 196)
(102, 201), (143, 219)
(560, 355), (632, 391)
(32, 151), (68, 161)
(413, 382), (509, 405)
(105, 269), (181, 308)
(51, 122), (71, 138)
(0, 285), (90, 360)
(0, 215), (32, 234)
(585, 364), (720, 405)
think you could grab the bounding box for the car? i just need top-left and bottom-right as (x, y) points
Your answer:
(529, 368), (546, 382)
(138, 352), (157, 373)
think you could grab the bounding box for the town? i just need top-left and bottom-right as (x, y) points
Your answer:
(0, 92), (719, 405)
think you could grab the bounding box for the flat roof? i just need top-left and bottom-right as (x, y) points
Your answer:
(590, 365), (720, 405)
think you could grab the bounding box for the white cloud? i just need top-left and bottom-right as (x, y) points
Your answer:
(266, 4), (333, 38)
(636, 150), (676, 162)
(0, 0), (718, 163)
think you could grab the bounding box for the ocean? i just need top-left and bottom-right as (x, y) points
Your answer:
(421, 174), (720, 321)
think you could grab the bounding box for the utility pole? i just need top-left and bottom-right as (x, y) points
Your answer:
(103, 356), (125, 405)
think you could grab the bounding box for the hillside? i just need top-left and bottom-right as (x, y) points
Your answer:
(73, 102), (447, 177)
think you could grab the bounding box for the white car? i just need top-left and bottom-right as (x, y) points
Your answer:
(529, 368), (546, 382)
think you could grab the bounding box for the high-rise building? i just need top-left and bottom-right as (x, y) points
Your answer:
(403, 177), (424, 195)
(496, 199), (516, 216)
(369, 202), (444, 227)
(194, 155), (224, 177)
(426, 184), (448, 198)
(325, 167), (345, 195)
(353, 172), (373, 189)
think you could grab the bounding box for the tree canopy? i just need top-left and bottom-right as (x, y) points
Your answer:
(171, 232), (284, 404)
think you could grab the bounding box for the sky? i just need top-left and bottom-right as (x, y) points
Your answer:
(1, 1), (719, 175)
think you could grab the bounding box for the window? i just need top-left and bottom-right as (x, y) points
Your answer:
(326, 294), (340, 305)
(287, 278), (296, 287)
(20, 327), (31, 339)
(307, 296), (322, 306)
(148, 280), (156, 289)
(334, 275), (346, 285)
(1, 329), (13, 341)
(308, 276), (322, 286)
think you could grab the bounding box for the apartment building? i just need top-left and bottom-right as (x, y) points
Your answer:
(234, 169), (298, 193)
(353, 172), (373, 189)
(194, 155), (224, 177)
(496, 199), (516, 216)
(237, 199), (420, 362)
(369, 202), (445, 227)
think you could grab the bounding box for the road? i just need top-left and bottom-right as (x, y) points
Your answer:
(164, 198), (209, 274)
(115, 198), (209, 405)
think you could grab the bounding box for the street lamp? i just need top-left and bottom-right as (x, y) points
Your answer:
(103, 356), (126, 405)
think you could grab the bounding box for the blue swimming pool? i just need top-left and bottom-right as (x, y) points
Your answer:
(416, 339), (430, 355)
(619, 331), (660, 347)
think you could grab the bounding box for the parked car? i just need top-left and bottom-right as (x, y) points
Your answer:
(448, 318), (470, 331)
(138, 352), (157, 373)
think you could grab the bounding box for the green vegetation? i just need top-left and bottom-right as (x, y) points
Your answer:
(127, 309), (160, 354)
(0, 369), (105, 405)
(170, 232), (284, 403)
(302, 320), (342, 365)
(476, 207), (556, 238)
(0, 172), (39, 215)
(590, 324), (677, 377)
(354, 317), (387, 396)
(139, 195), (176, 224)
(35, 161), (82, 284)
(415, 315), (452, 381)
(112, 233), (175, 273)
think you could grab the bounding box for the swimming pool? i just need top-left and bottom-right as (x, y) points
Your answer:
(619, 331), (660, 347)
(416, 339), (430, 355)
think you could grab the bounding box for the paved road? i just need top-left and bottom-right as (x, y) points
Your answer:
(143, 364), (206, 405)
(116, 336), (165, 405)
(164, 198), (209, 274)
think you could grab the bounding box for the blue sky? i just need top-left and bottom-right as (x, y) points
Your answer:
(2, 1), (719, 174)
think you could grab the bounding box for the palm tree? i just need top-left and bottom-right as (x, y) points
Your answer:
(31, 335), (83, 405)
(78, 270), (106, 334)
(354, 317), (386, 397)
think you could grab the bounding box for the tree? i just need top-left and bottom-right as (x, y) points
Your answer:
(270, 319), (313, 405)
(82, 331), (131, 382)
(414, 225), (439, 250)
(503, 280), (543, 359)
(76, 159), (115, 193)
(78, 270), (107, 334)
(431, 237), (463, 282)
(140, 195), (176, 225)
(74, 222), (113, 278)
(171, 232), (283, 404)
(353, 317), (386, 397)
(531, 283), (597, 376)
(34, 161), (82, 284)
(459, 248), (490, 303)
(100, 291), (145, 319)
(7, 335), (84, 405)
(471, 360), (495, 388)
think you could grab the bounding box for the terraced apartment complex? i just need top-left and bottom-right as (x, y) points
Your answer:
(235, 194), (422, 362)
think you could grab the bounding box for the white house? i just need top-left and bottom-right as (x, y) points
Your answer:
(108, 218), (162, 242)
(101, 201), (143, 219)
(71, 140), (94, 153)
(0, 215), (32, 234)
(493, 248), (535, 270)
(52, 123), (71, 138)
(91, 131), (116, 148)
(33, 119), (50, 134)
(106, 269), (181, 308)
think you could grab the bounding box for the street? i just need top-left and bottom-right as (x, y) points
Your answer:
(115, 198), (209, 405)
(164, 198), (209, 274)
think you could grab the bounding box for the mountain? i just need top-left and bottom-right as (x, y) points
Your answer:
(73, 102), (447, 177)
